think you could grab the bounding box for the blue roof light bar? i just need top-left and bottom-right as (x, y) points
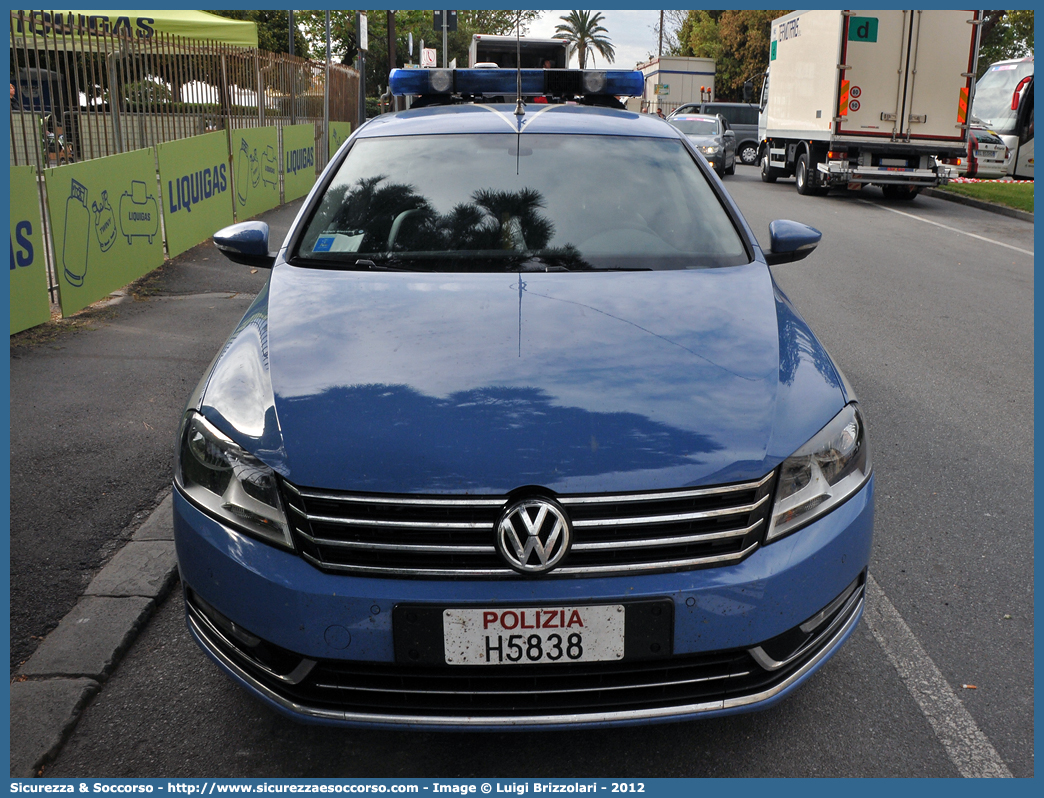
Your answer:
(389, 68), (645, 98)
(602, 71), (645, 97)
(455, 69), (547, 95)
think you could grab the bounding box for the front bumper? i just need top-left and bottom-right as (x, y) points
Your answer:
(174, 476), (874, 729)
(702, 152), (724, 171)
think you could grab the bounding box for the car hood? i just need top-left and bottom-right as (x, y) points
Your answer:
(201, 263), (846, 495)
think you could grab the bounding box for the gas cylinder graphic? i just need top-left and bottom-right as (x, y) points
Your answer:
(91, 190), (117, 252)
(63, 178), (90, 287)
(236, 138), (250, 206)
(261, 145), (278, 188)
(249, 146), (261, 188)
(118, 180), (159, 244)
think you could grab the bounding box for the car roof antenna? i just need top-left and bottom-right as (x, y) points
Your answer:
(514, 10), (525, 118)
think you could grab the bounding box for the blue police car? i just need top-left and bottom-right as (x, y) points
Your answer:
(174, 68), (874, 729)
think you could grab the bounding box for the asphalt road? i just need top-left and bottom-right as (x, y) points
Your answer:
(28, 167), (1034, 778)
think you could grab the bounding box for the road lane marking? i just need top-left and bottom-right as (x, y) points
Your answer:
(861, 201), (1034, 256)
(863, 574), (1013, 778)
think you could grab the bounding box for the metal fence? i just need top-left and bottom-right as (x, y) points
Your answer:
(9, 10), (359, 300)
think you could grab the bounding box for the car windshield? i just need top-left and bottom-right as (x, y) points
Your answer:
(972, 61), (1033, 134)
(670, 118), (719, 136)
(294, 133), (748, 272)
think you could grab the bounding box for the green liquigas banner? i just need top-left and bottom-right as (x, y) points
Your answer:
(157, 132), (234, 259)
(328, 122), (352, 161)
(44, 148), (164, 317)
(282, 123), (318, 203)
(10, 165), (51, 334)
(231, 127), (280, 221)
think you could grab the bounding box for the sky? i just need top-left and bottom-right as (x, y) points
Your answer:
(528, 10), (663, 69)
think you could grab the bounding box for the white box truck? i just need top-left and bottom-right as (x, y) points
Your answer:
(758, 9), (982, 198)
(468, 35), (569, 69)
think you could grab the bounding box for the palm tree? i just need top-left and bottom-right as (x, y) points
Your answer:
(553, 10), (616, 69)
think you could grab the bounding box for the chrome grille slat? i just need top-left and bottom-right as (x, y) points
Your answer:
(571, 494), (768, 527)
(295, 488), (503, 507)
(571, 519), (762, 551)
(556, 542), (758, 574)
(299, 551), (514, 577)
(304, 513), (489, 530)
(297, 531), (495, 554)
(558, 473), (772, 505)
(283, 473), (774, 578)
(298, 542), (760, 577)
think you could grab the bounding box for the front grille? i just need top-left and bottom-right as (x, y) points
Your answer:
(185, 574), (865, 726)
(281, 474), (775, 578)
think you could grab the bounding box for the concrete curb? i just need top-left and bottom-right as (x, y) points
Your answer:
(10, 492), (179, 778)
(921, 187), (1034, 223)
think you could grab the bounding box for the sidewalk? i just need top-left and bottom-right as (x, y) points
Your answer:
(9, 198), (304, 777)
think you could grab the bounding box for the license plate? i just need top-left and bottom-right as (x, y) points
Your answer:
(975, 149), (999, 158)
(443, 605), (625, 665)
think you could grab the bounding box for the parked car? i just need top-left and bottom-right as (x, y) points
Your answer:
(962, 125), (1012, 179)
(176, 67), (874, 730)
(669, 113), (736, 177)
(669, 101), (761, 166)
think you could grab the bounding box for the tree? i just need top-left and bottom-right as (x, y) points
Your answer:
(976, 10), (1034, 77)
(650, 10), (692, 58)
(716, 11), (782, 99)
(675, 10), (786, 101)
(553, 11), (616, 69)
(122, 78), (173, 107)
(677, 10), (724, 62)
(210, 10), (310, 57)
(295, 10), (540, 97)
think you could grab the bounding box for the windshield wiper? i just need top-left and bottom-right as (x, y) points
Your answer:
(298, 253), (654, 273)
(355, 258), (409, 271)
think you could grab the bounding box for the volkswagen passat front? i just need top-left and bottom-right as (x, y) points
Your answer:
(173, 70), (873, 730)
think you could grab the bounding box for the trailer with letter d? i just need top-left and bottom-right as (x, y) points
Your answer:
(758, 9), (981, 198)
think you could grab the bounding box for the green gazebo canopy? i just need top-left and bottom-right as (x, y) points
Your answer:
(12, 10), (259, 49)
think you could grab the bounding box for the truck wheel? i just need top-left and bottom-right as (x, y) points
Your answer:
(796, 153), (818, 195)
(760, 152), (778, 183)
(739, 143), (759, 165)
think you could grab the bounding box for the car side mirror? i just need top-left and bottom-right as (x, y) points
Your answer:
(724, 130), (735, 138)
(764, 220), (822, 266)
(213, 222), (276, 269)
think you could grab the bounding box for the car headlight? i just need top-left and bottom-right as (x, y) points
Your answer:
(177, 411), (293, 549)
(700, 145), (721, 154)
(767, 403), (871, 542)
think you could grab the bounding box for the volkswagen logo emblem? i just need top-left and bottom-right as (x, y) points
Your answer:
(496, 498), (572, 575)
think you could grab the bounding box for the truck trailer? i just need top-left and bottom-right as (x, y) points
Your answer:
(758, 9), (981, 198)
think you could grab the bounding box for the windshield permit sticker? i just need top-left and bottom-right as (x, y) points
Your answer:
(313, 236), (336, 253)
